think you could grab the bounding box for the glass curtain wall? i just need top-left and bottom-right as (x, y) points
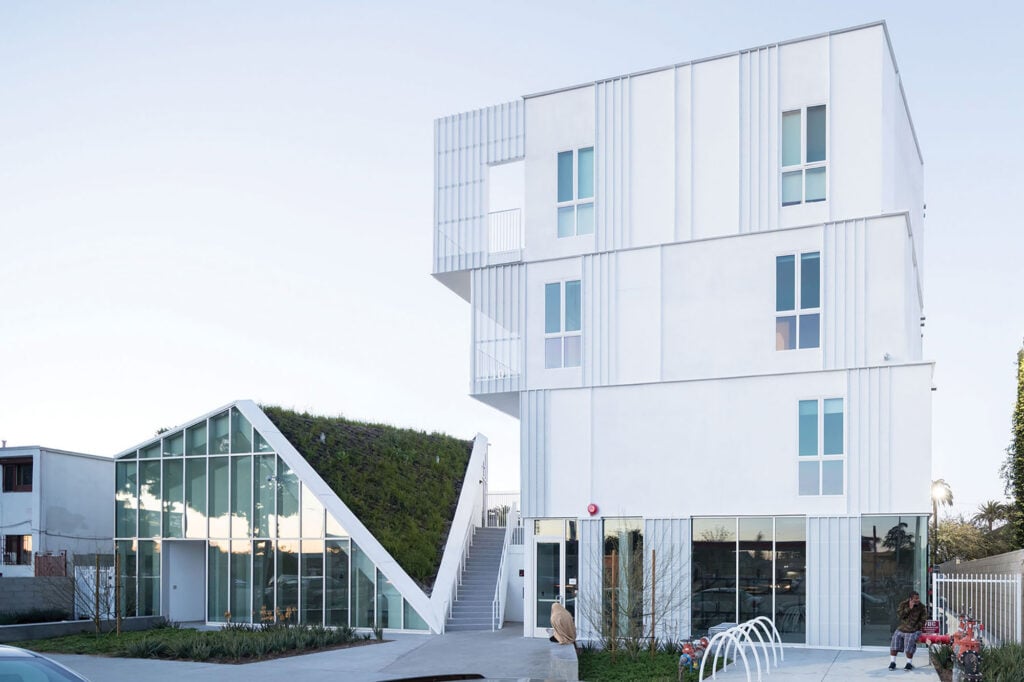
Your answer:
(861, 515), (928, 646)
(691, 517), (806, 642)
(113, 406), (430, 630)
(602, 518), (643, 640)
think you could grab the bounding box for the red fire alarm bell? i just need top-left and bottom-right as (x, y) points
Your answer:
(587, 503), (598, 516)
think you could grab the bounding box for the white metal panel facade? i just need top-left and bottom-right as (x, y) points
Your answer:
(806, 516), (861, 647)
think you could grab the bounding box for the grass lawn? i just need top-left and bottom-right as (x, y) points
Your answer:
(18, 623), (380, 663)
(577, 647), (724, 682)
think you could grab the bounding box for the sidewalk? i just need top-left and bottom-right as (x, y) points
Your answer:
(48, 627), (554, 682)
(48, 631), (934, 682)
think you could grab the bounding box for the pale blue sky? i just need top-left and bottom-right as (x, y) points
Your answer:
(1, 1), (1021, 518)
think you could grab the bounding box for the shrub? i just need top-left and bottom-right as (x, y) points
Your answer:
(0, 608), (72, 625)
(982, 642), (1024, 682)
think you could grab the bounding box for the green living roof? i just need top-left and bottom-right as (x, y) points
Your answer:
(261, 406), (473, 589)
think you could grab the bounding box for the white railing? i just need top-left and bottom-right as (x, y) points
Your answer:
(487, 208), (522, 253)
(475, 338), (521, 384)
(933, 572), (1023, 645)
(485, 491), (520, 527)
(699, 617), (783, 682)
(429, 434), (488, 632)
(492, 502), (521, 630)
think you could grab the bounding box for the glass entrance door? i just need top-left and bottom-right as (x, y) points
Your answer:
(533, 521), (578, 637)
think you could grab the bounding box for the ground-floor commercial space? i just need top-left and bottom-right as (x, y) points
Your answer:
(522, 514), (929, 648)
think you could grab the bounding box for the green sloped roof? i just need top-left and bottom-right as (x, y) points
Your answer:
(261, 406), (473, 588)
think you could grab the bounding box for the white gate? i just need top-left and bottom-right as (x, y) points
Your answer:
(932, 572), (1022, 645)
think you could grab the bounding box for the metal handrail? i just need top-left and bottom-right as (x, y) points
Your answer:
(491, 503), (520, 630)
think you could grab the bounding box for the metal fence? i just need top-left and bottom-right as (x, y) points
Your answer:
(932, 572), (1022, 645)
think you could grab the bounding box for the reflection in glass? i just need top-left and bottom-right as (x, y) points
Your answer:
(805, 167), (826, 202)
(535, 541), (558, 629)
(209, 540), (229, 622)
(163, 432), (184, 457)
(138, 540), (160, 617)
(692, 518), (736, 635)
(377, 570), (402, 629)
(603, 518), (643, 640)
(301, 484), (325, 538)
(277, 540), (299, 621)
(185, 458), (207, 539)
(776, 255), (795, 311)
(557, 151), (574, 202)
(861, 516), (927, 646)
(116, 462), (137, 538)
(800, 252), (820, 308)
(231, 541), (252, 622)
(404, 600), (428, 630)
(564, 336), (582, 368)
(576, 203), (594, 235)
(254, 429), (273, 453)
(565, 521), (578, 618)
(738, 518), (772, 623)
(781, 171), (802, 206)
(776, 316), (796, 351)
(186, 422), (207, 456)
(774, 517), (806, 643)
(116, 540), (137, 617)
(162, 459), (184, 538)
(208, 457), (230, 537)
(326, 512), (348, 538)
(140, 443), (161, 459)
(545, 338), (563, 369)
(253, 455), (276, 538)
(325, 539), (350, 627)
(564, 280), (581, 332)
(253, 540), (274, 622)
(545, 283), (561, 333)
(301, 539), (324, 625)
(209, 412), (230, 455)
(806, 106), (826, 162)
(276, 459), (300, 538)
(230, 407), (252, 453)
(231, 456), (252, 538)
(352, 542), (376, 628)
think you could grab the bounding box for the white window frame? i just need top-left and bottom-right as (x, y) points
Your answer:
(556, 147), (594, 238)
(797, 397), (845, 497)
(781, 105), (828, 206)
(544, 279), (582, 369)
(775, 251), (821, 351)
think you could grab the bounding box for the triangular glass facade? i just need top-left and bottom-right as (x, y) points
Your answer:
(114, 404), (429, 630)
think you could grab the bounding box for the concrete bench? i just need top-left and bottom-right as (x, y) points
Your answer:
(549, 643), (579, 681)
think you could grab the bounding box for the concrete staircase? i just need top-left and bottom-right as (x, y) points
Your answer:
(444, 526), (506, 632)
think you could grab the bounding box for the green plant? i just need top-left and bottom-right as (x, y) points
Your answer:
(929, 643), (954, 670)
(373, 622), (384, 641)
(0, 608), (72, 625)
(982, 642), (1024, 682)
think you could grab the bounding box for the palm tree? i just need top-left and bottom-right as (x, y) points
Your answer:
(931, 479), (954, 566)
(972, 500), (1009, 532)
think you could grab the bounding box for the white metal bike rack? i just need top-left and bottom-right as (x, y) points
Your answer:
(699, 617), (784, 682)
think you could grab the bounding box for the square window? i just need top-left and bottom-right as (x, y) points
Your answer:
(557, 206), (575, 238)
(564, 336), (582, 367)
(544, 338), (563, 369)
(798, 461), (819, 496)
(781, 171), (803, 206)
(798, 313), (820, 349)
(576, 203), (594, 235)
(776, 316), (796, 351)
(822, 460), (843, 495)
(805, 167), (826, 202)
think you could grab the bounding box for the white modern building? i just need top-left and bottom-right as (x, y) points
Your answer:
(0, 446), (113, 578)
(434, 21), (932, 648)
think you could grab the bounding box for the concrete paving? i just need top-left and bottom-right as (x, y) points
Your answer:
(46, 630), (934, 682)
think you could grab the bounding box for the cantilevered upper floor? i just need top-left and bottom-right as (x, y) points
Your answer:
(433, 21), (923, 293)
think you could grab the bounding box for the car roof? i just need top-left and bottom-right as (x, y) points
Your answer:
(0, 644), (39, 658)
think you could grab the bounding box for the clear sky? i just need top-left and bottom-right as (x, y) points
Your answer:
(1, 1), (1021, 519)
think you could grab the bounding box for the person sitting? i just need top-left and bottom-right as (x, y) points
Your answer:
(549, 602), (576, 645)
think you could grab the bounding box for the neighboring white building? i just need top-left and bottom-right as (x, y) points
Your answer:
(434, 21), (932, 648)
(0, 446), (113, 578)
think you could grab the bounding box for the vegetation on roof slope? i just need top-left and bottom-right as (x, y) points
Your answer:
(261, 406), (473, 589)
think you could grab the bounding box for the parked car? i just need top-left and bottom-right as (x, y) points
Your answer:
(0, 644), (91, 681)
(692, 588), (763, 631)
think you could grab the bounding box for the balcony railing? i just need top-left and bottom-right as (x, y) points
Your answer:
(487, 208), (522, 254)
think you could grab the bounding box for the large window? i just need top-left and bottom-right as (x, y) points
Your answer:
(861, 516), (928, 646)
(557, 147), (594, 237)
(781, 105), (826, 206)
(2, 535), (32, 565)
(1, 458), (32, 492)
(545, 280), (582, 369)
(798, 398), (844, 496)
(602, 518), (643, 640)
(692, 517), (806, 642)
(776, 252), (820, 350)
